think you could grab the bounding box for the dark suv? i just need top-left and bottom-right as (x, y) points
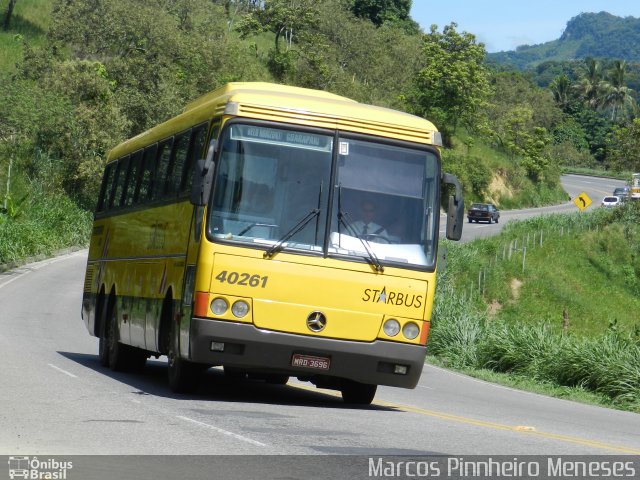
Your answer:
(467, 203), (500, 223)
(613, 186), (630, 200)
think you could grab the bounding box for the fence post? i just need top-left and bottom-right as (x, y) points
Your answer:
(522, 247), (527, 273)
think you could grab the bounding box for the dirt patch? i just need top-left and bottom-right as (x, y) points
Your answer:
(488, 173), (513, 204)
(510, 278), (523, 300)
(487, 300), (502, 317)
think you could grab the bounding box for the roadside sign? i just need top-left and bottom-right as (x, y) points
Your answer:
(573, 192), (592, 211)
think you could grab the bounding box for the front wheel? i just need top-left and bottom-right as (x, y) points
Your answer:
(340, 380), (377, 405)
(98, 302), (109, 367)
(167, 318), (203, 393)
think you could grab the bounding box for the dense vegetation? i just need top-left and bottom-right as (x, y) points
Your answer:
(431, 202), (640, 411)
(2, 2), (639, 226)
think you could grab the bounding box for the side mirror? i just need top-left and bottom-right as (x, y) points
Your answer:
(442, 173), (464, 241)
(190, 140), (216, 206)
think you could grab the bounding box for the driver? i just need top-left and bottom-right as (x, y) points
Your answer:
(352, 200), (388, 238)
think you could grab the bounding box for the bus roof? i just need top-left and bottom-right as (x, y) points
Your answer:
(108, 82), (439, 161)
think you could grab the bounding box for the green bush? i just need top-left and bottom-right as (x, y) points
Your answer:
(0, 193), (92, 264)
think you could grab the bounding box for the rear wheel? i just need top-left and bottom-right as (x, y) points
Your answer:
(340, 380), (377, 405)
(107, 301), (130, 371)
(105, 297), (147, 372)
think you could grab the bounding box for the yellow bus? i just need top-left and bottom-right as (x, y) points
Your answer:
(82, 82), (463, 404)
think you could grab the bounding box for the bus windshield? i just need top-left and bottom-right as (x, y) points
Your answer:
(208, 123), (439, 268)
(330, 137), (439, 268)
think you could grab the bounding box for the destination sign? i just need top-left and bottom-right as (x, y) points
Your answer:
(230, 125), (333, 152)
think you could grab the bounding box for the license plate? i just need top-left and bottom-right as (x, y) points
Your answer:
(291, 354), (330, 370)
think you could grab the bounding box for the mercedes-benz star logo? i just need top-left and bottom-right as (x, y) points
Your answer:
(306, 311), (327, 332)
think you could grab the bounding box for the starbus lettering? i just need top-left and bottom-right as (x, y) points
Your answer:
(362, 288), (423, 308)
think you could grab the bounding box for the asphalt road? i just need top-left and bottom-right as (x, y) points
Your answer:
(1, 175), (638, 479)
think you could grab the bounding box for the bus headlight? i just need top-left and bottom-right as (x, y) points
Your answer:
(402, 322), (420, 340)
(211, 297), (228, 315)
(231, 300), (250, 318)
(383, 319), (400, 337)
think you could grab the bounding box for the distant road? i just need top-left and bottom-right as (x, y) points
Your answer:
(441, 174), (627, 242)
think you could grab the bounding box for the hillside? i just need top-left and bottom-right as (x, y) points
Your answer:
(489, 12), (640, 70)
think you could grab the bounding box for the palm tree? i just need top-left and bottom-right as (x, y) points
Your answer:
(603, 60), (636, 122)
(550, 74), (572, 111)
(575, 57), (607, 110)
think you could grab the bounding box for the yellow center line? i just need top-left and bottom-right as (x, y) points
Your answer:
(289, 383), (640, 455)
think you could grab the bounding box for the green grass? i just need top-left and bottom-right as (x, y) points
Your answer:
(0, 0), (51, 72)
(430, 203), (640, 411)
(561, 166), (632, 181)
(448, 207), (640, 336)
(0, 192), (92, 266)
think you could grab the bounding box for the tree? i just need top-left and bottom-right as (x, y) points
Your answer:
(409, 23), (491, 146)
(549, 74), (573, 112)
(575, 57), (607, 109)
(236, 0), (320, 78)
(607, 119), (640, 172)
(350, 0), (418, 32)
(603, 60), (636, 122)
(2, 0), (17, 31)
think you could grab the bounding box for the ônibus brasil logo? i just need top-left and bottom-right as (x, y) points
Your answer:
(7, 456), (73, 479)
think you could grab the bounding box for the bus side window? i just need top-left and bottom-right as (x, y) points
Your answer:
(97, 162), (116, 213)
(114, 155), (130, 208)
(137, 144), (157, 204)
(153, 138), (174, 200)
(109, 157), (128, 210)
(181, 123), (209, 195)
(124, 150), (143, 207)
(167, 132), (190, 196)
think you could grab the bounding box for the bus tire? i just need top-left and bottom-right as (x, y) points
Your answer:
(340, 380), (377, 405)
(98, 308), (109, 367)
(167, 317), (202, 393)
(107, 299), (132, 372)
(265, 374), (289, 385)
(223, 366), (247, 381)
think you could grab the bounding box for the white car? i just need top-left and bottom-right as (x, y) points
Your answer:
(601, 196), (622, 208)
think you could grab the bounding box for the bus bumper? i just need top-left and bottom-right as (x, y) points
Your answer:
(189, 317), (426, 388)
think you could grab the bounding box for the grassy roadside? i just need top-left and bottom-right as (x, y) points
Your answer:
(561, 166), (632, 181)
(429, 203), (640, 412)
(0, 193), (92, 267)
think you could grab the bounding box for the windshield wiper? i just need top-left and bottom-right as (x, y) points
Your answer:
(338, 210), (384, 273)
(263, 209), (320, 259)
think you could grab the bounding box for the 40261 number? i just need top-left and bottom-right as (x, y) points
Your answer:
(215, 270), (269, 288)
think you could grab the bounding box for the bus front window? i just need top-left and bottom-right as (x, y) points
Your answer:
(330, 138), (439, 269)
(209, 124), (333, 252)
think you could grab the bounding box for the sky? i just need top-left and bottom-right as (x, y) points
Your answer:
(410, 0), (640, 53)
